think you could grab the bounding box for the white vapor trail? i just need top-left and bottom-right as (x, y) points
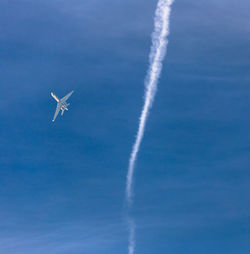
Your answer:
(128, 218), (135, 254)
(126, 0), (175, 205)
(125, 1), (175, 253)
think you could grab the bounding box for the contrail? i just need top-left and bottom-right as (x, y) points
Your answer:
(125, 1), (175, 253)
(126, 0), (175, 205)
(127, 218), (135, 254)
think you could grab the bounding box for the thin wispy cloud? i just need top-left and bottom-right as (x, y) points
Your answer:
(0, 216), (124, 254)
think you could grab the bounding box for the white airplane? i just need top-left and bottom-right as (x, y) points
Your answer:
(51, 91), (74, 122)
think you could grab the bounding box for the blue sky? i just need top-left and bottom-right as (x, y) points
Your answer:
(0, 0), (249, 253)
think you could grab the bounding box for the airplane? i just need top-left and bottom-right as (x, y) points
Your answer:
(51, 90), (74, 122)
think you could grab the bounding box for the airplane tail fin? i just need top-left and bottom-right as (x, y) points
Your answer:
(51, 92), (60, 102)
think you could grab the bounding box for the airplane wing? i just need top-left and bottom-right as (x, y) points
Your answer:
(60, 90), (74, 103)
(52, 103), (61, 122)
